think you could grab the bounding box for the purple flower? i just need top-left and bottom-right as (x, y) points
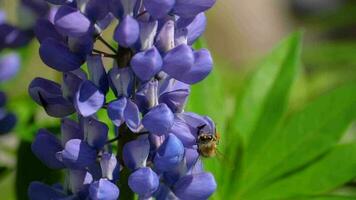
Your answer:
(29, 0), (218, 198)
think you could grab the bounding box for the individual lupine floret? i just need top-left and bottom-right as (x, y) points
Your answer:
(30, 118), (120, 199)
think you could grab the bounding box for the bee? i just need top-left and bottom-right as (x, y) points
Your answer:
(197, 124), (220, 158)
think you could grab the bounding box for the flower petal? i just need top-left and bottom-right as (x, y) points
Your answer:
(185, 12), (207, 45)
(87, 55), (109, 94)
(162, 44), (194, 79)
(59, 139), (97, 169)
(123, 136), (150, 170)
(61, 118), (84, 146)
(85, 0), (110, 21)
(100, 153), (119, 180)
(28, 182), (66, 200)
(173, 0), (216, 18)
(139, 19), (158, 50)
(62, 69), (87, 101)
(143, 0), (175, 19)
(142, 103), (174, 135)
(128, 167), (159, 196)
(54, 5), (92, 37)
(159, 78), (190, 113)
(114, 15), (139, 47)
(107, 97), (127, 126)
(68, 170), (93, 194)
(31, 129), (64, 169)
(178, 48), (213, 84)
(75, 80), (105, 117)
(124, 99), (141, 132)
(83, 117), (109, 150)
(29, 77), (75, 118)
(34, 19), (64, 43)
(108, 67), (134, 97)
(154, 133), (184, 171)
(39, 38), (84, 72)
(89, 179), (120, 200)
(0, 112), (16, 135)
(155, 20), (175, 53)
(0, 53), (20, 82)
(131, 46), (162, 81)
(170, 116), (196, 147)
(173, 172), (217, 200)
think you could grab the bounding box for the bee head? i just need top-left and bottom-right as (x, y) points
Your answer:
(197, 134), (214, 144)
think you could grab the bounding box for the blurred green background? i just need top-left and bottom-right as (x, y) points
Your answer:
(1, 0), (356, 199)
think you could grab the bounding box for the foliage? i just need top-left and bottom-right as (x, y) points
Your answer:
(188, 32), (356, 200)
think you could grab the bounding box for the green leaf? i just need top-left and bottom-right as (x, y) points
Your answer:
(232, 31), (302, 147)
(228, 32), (302, 193)
(240, 83), (356, 195)
(242, 143), (356, 200)
(289, 196), (356, 200)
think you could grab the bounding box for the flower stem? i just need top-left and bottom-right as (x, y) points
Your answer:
(97, 35), (118, 54)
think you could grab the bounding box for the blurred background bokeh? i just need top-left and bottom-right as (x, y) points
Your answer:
(0, 0), (356, 199)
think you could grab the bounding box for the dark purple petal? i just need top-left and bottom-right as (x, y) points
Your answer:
(114, 15), (139, 47)
(68, 34), (94, 56)
(109, 0), (124, 19)
(142, 103), (174, 135)
(124, 99), (141, 132)
(69, 170), (93, 194)
(95, 13), (115, 33)
(143, 0), (175, 19)
(178, 49), (213, 84)
(185, 148), (199, 170)
(170, 116), (196, 147)
(54, 5), (92, 37)
(89, 179), (120, 200)
(59, 139), (97, 169)
(159, 78), (190, 113)
(31, 129), (64, 169)
(0, 24), (32, 49)
(128, 167), (159, 196)
(61, 118), (83, 146)
(82, 117), (109, 150)
(85, 0), (110, 21)
(123, 136), (150, 170)
(0, 91), (6, 107)
(108, 67), (134, 97)
(155, 20), (175, 53)
(154, 184), (178, 200)
(173, 172), (216, 200)
(186, 12), (206, 45)
(107, 97), (127, 126)
(28, 182), (67, 200)
(162, 44), (194, 79)
(0, 112), (16, 135)
(173, 0), (216, 18)
(0, 53), (20, 82)
(39, 38), (84, 72)
(87, 55), (109, 94)
(34, 19), (64, 43)
(139, 19), (158, 50)
(75, 80), (105, 117)
(154, 133), (184, 171)
(62, 69), (87, 101)
(44, 0), (71, 5)
(131, 46), (162, 81)
(29, 77), (75, 118)
(100, 153), (118, 180)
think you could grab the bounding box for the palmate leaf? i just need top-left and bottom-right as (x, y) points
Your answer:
(242, 143), (356, 200)
(239, 83), (356, 196)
